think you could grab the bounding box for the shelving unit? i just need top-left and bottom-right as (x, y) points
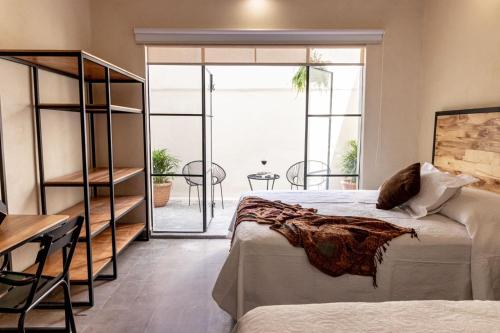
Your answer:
(0, 50), (150, 307)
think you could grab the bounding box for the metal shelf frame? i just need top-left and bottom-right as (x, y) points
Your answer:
(0, 50), (150, 307)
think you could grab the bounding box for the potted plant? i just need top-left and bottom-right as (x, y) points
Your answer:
(152, 148), (180, 207)
(340, 140), (358, 190)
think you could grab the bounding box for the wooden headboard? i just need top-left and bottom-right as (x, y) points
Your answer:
(432, 107), (500, 194)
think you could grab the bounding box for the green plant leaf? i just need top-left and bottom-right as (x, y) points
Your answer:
(152, 148), (180, 184)
(340, 140), (358, 182)
(291, 51), (328, 93)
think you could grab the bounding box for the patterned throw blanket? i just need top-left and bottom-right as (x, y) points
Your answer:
(234, 197), (418, 286)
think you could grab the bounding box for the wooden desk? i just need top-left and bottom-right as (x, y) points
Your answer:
(0, 215), (70, 331)
(0, 215), (69, 255)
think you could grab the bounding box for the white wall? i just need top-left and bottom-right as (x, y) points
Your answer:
(89, 0), (424, 190)
(4, 0), (497, 233)
(0, 0), (92, 269)
(418, 0), (500, 162)
(150, 65), (363, 198)
(212, 90), (304, 197)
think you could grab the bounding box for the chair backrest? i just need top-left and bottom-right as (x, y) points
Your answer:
(29, 216), (83, 303)
(45, 215), (84, 276)
(286, 160), (330, 187)
(182, 161), (204, 186)
(211, 162), (226, 185)
(182, 161), (227, 186)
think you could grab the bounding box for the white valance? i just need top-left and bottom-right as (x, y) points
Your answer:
(134, 29), (384, 45)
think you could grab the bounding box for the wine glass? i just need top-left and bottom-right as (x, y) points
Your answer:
(260, 160), (267, 175)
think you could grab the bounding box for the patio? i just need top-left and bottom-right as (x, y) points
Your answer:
(153, 198), (237, 237)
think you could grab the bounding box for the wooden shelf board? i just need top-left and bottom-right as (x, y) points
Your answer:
(0, 215), (69, 254)
(115, 223), (145, 254)
(26, 223), (145, 282)
(0, 50), (144, 82)
(58, 195), (144, 239)
(38, 104), (142, 114)
(45, 167), (143, 186)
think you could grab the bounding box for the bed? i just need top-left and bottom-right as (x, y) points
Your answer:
(213, 190), (472, 319)
(231, 300), (500, 333)
(213, 107), (500, 320)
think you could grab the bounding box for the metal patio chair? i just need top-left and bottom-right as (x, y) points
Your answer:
(0, 216), (84, 332)
(211, 162), (226, 209)
(286, 160), (330, 190)
(182, 161), (226, 211)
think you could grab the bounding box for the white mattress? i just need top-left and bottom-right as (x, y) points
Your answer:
(231, 300), (500, 333)
(213, 190), (472, 319)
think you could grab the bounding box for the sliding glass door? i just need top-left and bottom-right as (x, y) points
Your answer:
(148, 60), (363, 233)
(305, 66), (362, 190)
(204, 68), (215, 221)
(149, 65), (213, 233)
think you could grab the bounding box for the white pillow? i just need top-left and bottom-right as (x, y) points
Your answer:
(440, 187), (500, 226)
(401, 162), (478, 218)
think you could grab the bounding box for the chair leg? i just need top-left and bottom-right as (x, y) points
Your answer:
(196, 185), (201, 212)
(188, 186), (192, 206)
(220, 183), (224, 209)
(62, 281), (77, 333)
(17, 312), (26, 333)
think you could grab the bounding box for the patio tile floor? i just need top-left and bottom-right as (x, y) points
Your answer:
(152, 198), (237, 238)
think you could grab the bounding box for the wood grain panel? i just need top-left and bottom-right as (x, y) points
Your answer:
(38, 104), (143, 114)
(0, 215), (68, 254)
(59, 195), (144, 238)
(1, 51), (143, 82)
(26, 223), (144, 281)
(45, 167), (143, 186)
(434, 111), (500, 194)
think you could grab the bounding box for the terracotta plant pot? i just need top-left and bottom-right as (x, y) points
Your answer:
(153, 182), (172, 207)
(341, 180), (357, 190)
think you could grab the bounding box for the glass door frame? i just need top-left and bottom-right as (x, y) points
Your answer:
(303, 66), (362, 189)
(203, 67), (215, 224)
(148, 64), (213, 233)
(147, 62), (364, 233)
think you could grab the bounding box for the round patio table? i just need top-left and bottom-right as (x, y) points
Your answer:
(247, 173), (280, 191)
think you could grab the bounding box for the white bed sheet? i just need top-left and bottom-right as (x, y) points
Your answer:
(231, 300), (500, 333)
(213, 190), (472, 319)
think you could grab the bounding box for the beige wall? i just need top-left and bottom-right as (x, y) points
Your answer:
(419, 0), (500, 162)
(0, 0), (91, 49)
(1, 0), (495, 217)
(88, 0), (425, 189)
(0, 0), (496, 262)
(0, 0), (92, 269)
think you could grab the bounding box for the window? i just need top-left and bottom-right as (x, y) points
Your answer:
(147, 46), (365, 65)
(148, 46), (202, 63)
(146, 46), (366, 233)
(309, 47), (364, 64)
(256, 48), (307, 63)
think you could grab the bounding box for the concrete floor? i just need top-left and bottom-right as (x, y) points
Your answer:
(153, 198), (237, 237)
(0, 239), (234, 333)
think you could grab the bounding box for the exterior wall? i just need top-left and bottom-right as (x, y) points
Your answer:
(152, 87), (306, 198)
(88, 0), (425, 190)
(0, 0), (92, 269)
(419, 0), (500, 162)
(149, 64), (363, 198)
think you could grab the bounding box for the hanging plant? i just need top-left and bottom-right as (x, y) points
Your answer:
(291, 52), (329, 93)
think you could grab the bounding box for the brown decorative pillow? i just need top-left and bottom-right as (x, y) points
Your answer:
(376, 163), (421, 210)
